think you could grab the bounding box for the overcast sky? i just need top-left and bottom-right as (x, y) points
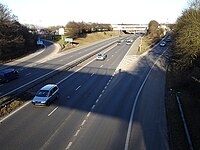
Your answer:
(1, 0), (189, 27)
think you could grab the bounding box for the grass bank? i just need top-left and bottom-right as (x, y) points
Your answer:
(165, 66), (200, 149)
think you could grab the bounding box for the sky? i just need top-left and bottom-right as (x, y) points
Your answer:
(1, 0), (189, 27)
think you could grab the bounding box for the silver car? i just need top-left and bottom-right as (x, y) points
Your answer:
(96, 53), (107, 60)
(32, 84), (59, 106)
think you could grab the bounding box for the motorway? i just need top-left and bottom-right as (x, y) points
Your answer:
(0, 34), (169, 150)
(0, 36), (122, 98)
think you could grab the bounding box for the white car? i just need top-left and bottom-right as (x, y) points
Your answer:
(96, 53), (107, 60)
(32, 84), (59, 106)
(159, 41), (166, 47)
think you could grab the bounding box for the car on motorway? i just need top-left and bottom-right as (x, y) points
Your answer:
(0, 68), (19, 83)
(32, 84), (59, 106)
(166, 37), (171, 42)
(159, 41), (166, 47)
(117, 41), (121, 45)
(96, 53), (107, 60)
(126, 41), (132, 45)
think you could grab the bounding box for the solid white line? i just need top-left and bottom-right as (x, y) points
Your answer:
(66, 142), (72, 150)
(0, 101), (31, 123)
(75, 85), (81, 91)
(25, 73), (31, 76)
(48, 107), (58, 117)
(124, 49), (168, 150)
(176, 95), (194, 150)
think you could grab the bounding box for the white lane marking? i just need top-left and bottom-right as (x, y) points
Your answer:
(66, 142), (73, 150)
(87, 112), (91, 117)
(25, 73), (31, 76)
(74, 129), (80, 136)
(81, 120), (86, 126)
(56, 58), (95, 85)
(96, 99), (99, 103)
(104, 86), (107, 89)
(75, 85), (81, 91)
(107, 59), (110, 61)
(91, 73), (95, 76)
(0, 101), (31, 123)
(48, 107), (58, 117)
(100, 65), (103, 68)
(102, 89), (105, 93)
(60, 59), (64, 62)
(70, 55), (73, 58)
(99, 94), (102, 98)
(124, 48), (168, 150)
(91, 105), (95, 110)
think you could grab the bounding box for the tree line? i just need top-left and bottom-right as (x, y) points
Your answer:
(173, 0), (200, 71)
(0, 3), (37, 61)
(169, 0), (200, 94)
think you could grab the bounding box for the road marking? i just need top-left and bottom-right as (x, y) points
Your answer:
(81, 120), (86, 126)
(100, 65), (103, 68)
(60, 59), (64, 62)
(91, 105), (95, 110)
(91, 73), (95, 76)
(87, 112), (91, 117)
(0, 101), (31, 123)
(74, 129), (80, 136)
(99, 94), (102, 98)
(107, 59), (110, 61)
(75, 85), (81, 91)
(102, 89), (105, 93)
(25, 73), (31, 76)
(124, 48), (168, 150)
(70, 55), (73, 58)
(48, 107), (58, 117)
(66, 142), (72, 150)
(96, 99), (99, 103)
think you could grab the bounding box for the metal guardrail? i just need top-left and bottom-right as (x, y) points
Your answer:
(0, 40), (118, 109)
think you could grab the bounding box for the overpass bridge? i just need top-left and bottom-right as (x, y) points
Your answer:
(111, 24), (148, 31)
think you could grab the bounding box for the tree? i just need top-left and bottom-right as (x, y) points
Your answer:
(173, 0), (200, 71)
(0, 3), (37, 61)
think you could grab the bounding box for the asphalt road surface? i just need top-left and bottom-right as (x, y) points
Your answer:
(0, 35), (169, 150)
(0, 36), (124, 98)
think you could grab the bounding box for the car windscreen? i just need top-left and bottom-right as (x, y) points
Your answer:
(36, 90), (49, 97)
(98, 54), (103, 56)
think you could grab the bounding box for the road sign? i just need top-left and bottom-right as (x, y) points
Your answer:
(37, 40), (43, 45)
(65, 38), (73, 42)
(59, 28), (64, 35)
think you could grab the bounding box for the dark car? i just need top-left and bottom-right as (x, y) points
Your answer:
(32, 84), (59, 106)
(0, 68), (19, 83)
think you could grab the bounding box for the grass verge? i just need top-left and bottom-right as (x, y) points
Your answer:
(165, 66), (200, 150)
